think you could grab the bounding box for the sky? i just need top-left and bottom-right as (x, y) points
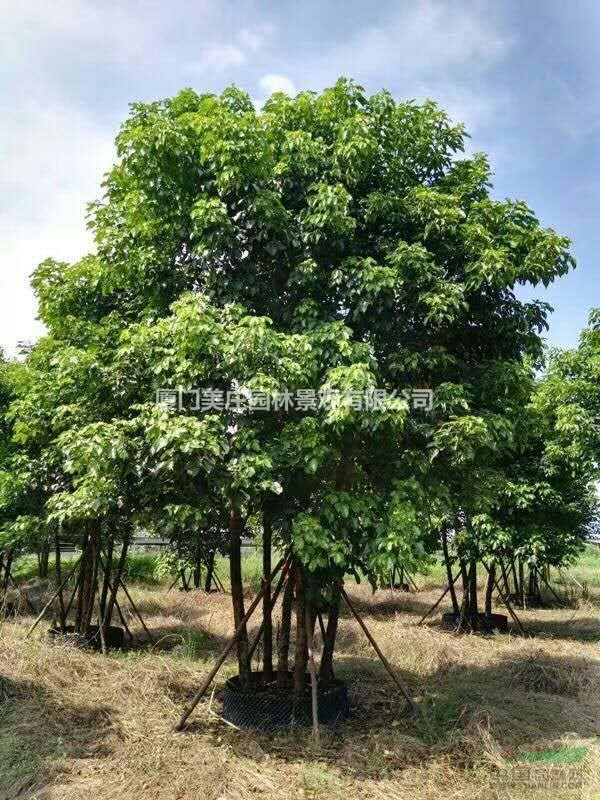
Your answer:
(1, 0), (599, 357)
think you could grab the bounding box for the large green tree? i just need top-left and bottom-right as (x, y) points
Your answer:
(7, 79), (582, 687)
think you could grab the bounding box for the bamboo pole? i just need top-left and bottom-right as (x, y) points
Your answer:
(340, 587), (415, 714)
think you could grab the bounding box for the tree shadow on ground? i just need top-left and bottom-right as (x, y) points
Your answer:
(520, 615), (600, 642)
(345, 589), (600, 644)
(0, 674), (115, 800)
(186, 649), (599, 785)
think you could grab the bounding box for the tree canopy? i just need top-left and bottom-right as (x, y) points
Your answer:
(1, 78), (595, 678)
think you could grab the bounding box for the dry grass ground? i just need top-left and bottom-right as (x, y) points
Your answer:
(1, 566), (599, 800)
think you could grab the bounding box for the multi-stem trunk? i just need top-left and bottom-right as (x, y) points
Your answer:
(55, 534), (67, 630)
(204, 550), (215, 592)
(75, 531), (90, 632)
(518, 558), (525, 607)
(528, 565), (539, 601)
(510, 558), (519, 598)
(193, 538), (202, 589)
(262, 510), (273, 682)
(277, 564), (295, 690)
(229, 502), (251, 687)
(99, 535), (114, 633)
(485, 562), (495, 620)
(441, 527), (460, 615)
(76, 526), (100, 634)
(468, 559), (478, 616)
(104, 535), (129, 628)
(319, 583), (341, 685)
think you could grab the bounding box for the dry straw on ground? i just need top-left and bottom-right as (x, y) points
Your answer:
(1, 581), (599, 800)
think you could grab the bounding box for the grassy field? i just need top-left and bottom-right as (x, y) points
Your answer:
(1, 550), (599, 800)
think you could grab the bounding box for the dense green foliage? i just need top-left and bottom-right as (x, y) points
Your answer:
(0, 79), (595, 674)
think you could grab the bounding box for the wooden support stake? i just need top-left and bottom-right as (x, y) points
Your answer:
(175, 556), (287, 732)
(417, 570), (461, 626)
(117, 577), (155, 645)
(114, 596), (134, 641)
(406, 570), (419, 592)
(64, 571), (82, 619)
(340, 587), (415, 714)
(537, 569), (566, 607)
(482, 561), (526, 637)
(25, 557), (81, 638)
(248, 565), (289, 662)
(213, 571), (227, 593)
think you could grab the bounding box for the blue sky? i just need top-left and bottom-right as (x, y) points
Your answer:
(1, 0), (599, 355)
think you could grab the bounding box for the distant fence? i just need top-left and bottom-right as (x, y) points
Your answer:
(59, 536), (256, 555)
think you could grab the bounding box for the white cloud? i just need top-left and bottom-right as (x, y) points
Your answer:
(323, 0), (509, 77)
(191, 25), (275, 72)
(302, 0), (512, 136)
(0, 101), (114, 356)
(0, 0), (515, 356)
(0, 2), (277, 354)
(258, 74), (297, 97)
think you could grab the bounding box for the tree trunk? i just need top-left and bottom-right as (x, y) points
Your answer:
(99, 535), (114, 634)
(104, 536), (129, 628)
(75, 531), (90, 632)
(457, 560), (470, 630)
(277, 564), (295, 690)
(441, 528), (460, 615)
(193, 538), (202, 589)
(229, 503), (250, 687)
(180, 568), (190, 591)
(468, 559), (478, 616)
(499, 559), (511, 597)
(262, 510), (273, 682)
(55, 535), (67, 630)
(527, 565), (536, 599)
(38, 539), (50, 579)
(319, 583), (340, 685)
(293, 563), (308, 701)
(518, 558), (525, 608)
(2, 552), (13, 593)
(510, 558), (519, 598)
(485, 562), (495, 620)
(204, 550), (215, 592)
(83, 528), (100, 632)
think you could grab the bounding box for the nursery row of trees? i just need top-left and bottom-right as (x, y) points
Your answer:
(0, 80), (598, 688)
